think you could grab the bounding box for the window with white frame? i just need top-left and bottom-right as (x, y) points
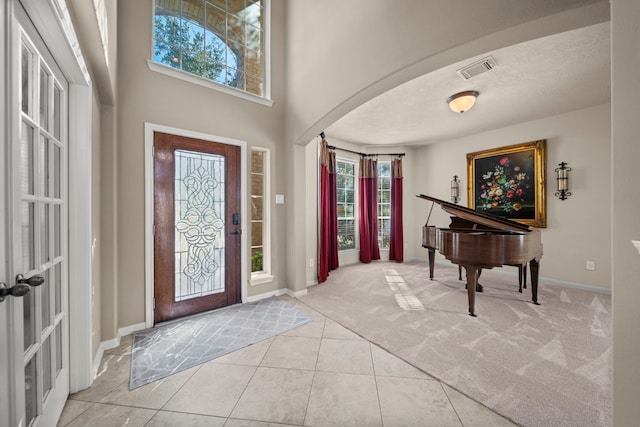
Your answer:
(153, 0), (267, 98)
(250, 148), (270, 276)
(377, 161), (391, 249)
(336, 159), (357, 251)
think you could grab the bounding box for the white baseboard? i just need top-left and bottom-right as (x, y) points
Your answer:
(286, 288), (308, 298)
(245, 288), (287, 302)
(92, 322), (147, 381)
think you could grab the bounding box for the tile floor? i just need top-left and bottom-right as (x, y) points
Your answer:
(57, 297), (516, 427)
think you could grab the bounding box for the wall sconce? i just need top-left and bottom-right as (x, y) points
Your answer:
(447, 90), (479, 113)
(555, 162), (571, 200)
(451, 175), (460, 204)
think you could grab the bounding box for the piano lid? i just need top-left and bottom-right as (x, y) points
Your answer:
(417, 194), (534, 233)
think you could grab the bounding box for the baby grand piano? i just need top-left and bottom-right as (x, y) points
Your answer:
(418, 194), (543, 317)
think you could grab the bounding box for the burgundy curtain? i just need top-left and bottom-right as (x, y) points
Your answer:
(389, 158), (404, 262)
(358, 157), (380, 263)
(318, 139), (339, 283)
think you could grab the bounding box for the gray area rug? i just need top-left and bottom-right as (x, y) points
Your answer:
(129, 296), (310, 389)
(300, 261), (611, 427)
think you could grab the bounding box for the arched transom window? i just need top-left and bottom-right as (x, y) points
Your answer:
(154, 0), (266, 97)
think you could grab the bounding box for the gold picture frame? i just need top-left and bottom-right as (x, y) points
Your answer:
(467, 139), (546, 228)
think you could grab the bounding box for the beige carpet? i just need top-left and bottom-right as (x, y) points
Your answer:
(300, 261), (611, 427)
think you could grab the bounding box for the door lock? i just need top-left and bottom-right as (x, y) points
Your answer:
(0, 274), (45, 303)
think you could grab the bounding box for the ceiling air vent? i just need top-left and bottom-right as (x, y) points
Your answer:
(456, 56), (497, 80)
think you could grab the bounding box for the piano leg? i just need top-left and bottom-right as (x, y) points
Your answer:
(530, 259), (540, 305)
(428, 248), (435, 280)
(462, 265), (482, 317)
(463, 269), (483, 292)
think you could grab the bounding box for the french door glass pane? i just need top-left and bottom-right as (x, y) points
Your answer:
(21, 122), (35, 195)
(40, 67), (50, 130)
(24, 356), (37, 426)
(55, 323), (63, 375)
(174, 149), (226, 302)
(41, 269), (51, 329)
(42, 137), (50, 197)
(23, 287), (35, 351)
(53, 85), (61, 139)
(22, 202), (35, 271)
(21, 43), (32, 114)
(42, 336), (52, 399)
(54, 204), (61, 258)
(41, 204), (50, 264)
(54, 263), (61, 315)
(54, 144), (61, 198)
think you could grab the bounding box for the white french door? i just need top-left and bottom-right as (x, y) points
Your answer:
(0, 2), (70, 426)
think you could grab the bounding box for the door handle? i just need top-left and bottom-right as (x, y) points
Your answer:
(230, 229), (241, 235)
(0, 274), (46, 303)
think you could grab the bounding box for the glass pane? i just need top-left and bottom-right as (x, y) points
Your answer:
(226, 67), (243, 90)
(227, 13), (245, 45)
(54, 263), (62, 315)
(42, 137), (50, 197)
(250, 150), (264, 174)
(245, 2), (262, 28)
(21, 43), (32, 114)
(338, 219), (355, 251)
(53, 85), (61, 140)
(41, 203), (50, 263)
(53, 144), (61, 198)
(41, 269), (51, 330)
(42, 336), (52, 399)
(251, 196), (263, 220)
(174, 150), (226, 301)
(55, 323), (63, 375)
(40, 67), (50, 130)
(182, 22), (205, 58)
(251, 221), (262, 247)
(246, 25), (261, 53)
(21, 122), (35, 195)
(23, 285), (35, 351)
(204, 3), (226, 39)
(251, 173), (263, 197)
(245, 71), (262, 96)
(22, 202), (35, 271)
(54, 204), (61, 258)
(251, 247), (263, 272)
(24, 356), (37, 426)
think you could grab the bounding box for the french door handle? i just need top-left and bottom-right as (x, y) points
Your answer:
(0, 274), (46, 303)
(17, 274), (45, 287)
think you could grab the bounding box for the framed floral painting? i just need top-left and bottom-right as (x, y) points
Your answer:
(467, 140), (547, 228)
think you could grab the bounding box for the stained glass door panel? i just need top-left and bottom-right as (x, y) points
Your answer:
(174, 150), (226, 301)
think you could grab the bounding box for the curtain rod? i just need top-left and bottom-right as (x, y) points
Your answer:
(327, 144), (405, 158)
(320, 133), (405, 158)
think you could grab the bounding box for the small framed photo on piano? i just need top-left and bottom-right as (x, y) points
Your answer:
(467, 140), (547, 228)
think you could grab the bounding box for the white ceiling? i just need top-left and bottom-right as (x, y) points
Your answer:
(324, 22), (610, 147)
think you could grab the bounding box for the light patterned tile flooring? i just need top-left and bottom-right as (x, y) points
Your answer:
(57, 297), (516, 427)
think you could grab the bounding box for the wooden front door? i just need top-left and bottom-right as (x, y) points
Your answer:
(153, 132), (241, 323)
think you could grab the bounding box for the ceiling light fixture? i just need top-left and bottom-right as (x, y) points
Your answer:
(447, 90), (479, 113)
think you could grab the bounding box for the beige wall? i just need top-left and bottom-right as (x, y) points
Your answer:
(115, 0), (287, 327)
(412, 104), (611, 289)
(611, 0), (640, 424)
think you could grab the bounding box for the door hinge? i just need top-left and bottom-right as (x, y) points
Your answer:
(152, 146), (155, 157)
(153, 224), (155, 236)
(153, 297), (156, 310)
